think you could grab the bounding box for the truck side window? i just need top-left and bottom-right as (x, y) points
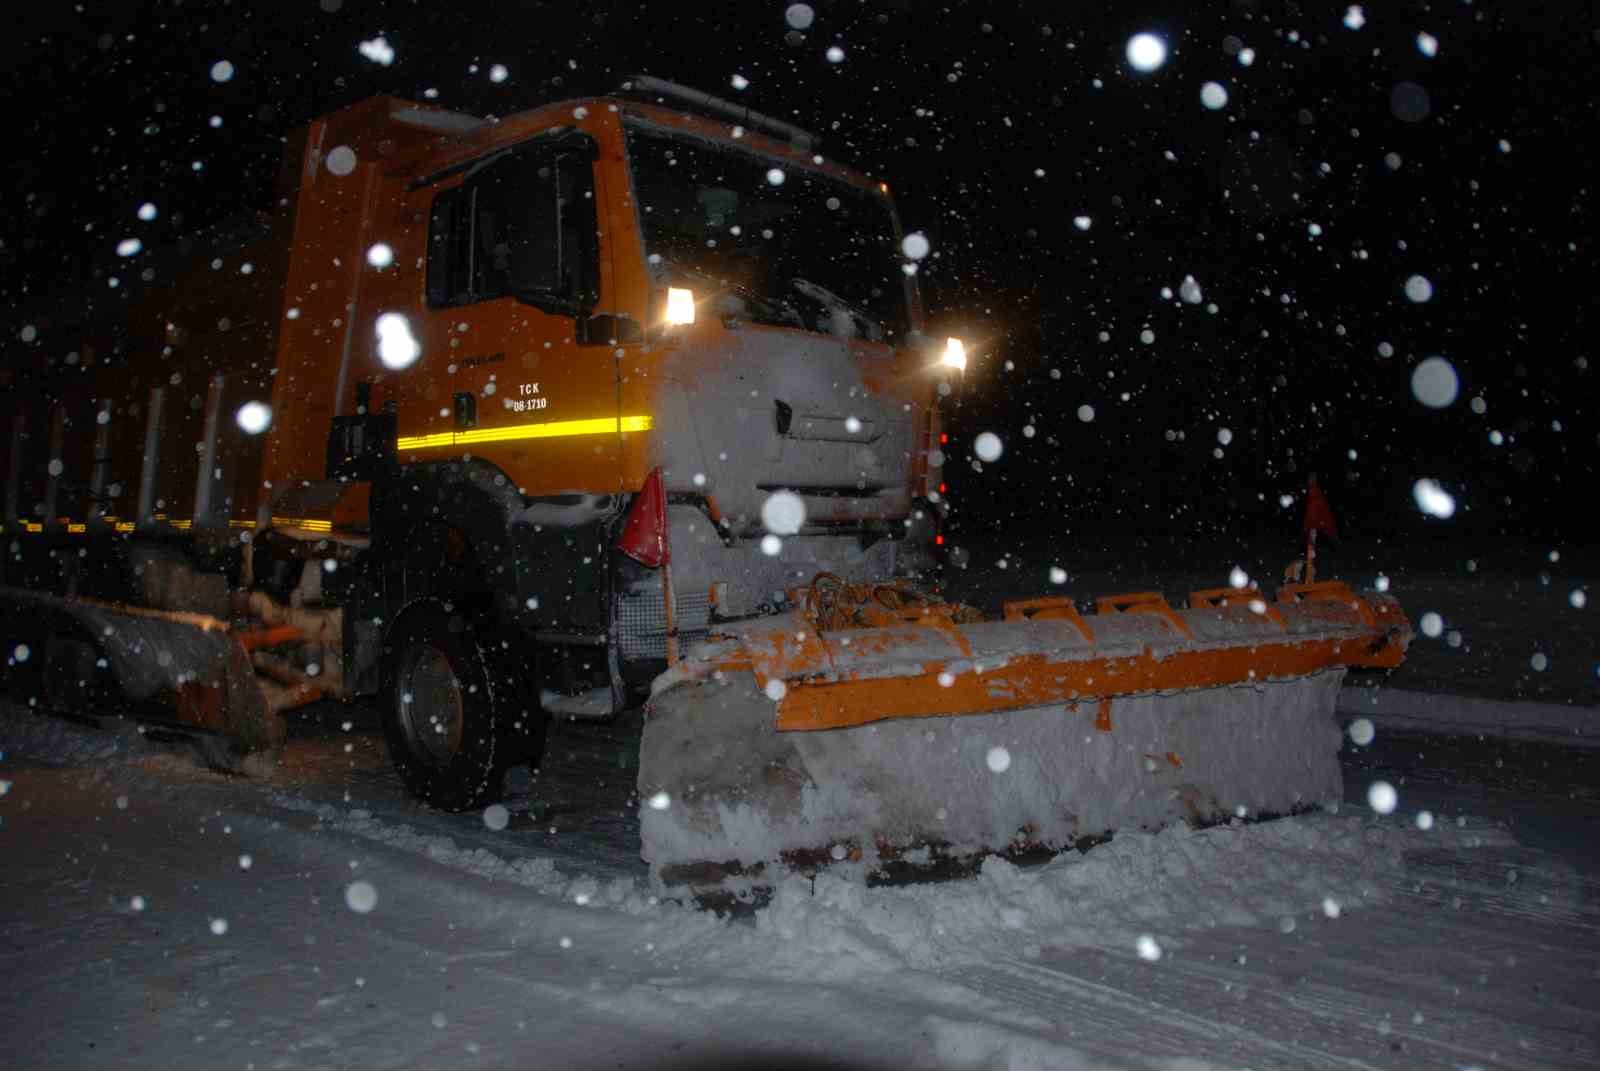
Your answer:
(426, 188), (472, 306)
(426, 142), (596, 311)
(472, 154), (559, 300)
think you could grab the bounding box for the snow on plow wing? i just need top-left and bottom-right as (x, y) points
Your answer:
(639, 580), (1409, 898)
(0, 587), (290, 754)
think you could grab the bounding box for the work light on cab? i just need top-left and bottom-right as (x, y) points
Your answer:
(941, 336), (967, 371)
(664, 287), (697, 326)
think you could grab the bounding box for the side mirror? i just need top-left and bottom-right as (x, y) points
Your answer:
(578, 313), (643, 347)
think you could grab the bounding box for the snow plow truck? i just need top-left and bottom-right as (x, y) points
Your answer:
(1, 79), (1410, 898)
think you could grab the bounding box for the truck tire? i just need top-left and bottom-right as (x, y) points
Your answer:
(380, 600), (543, 812)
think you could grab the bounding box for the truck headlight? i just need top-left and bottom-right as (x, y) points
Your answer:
(664, 287), (697, 326)
(941, 336), (967, 371)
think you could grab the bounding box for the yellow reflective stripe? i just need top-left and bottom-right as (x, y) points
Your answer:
(67, 523), (87, 534)
(397, 414), (652, 451)
(115, 522), (135, 532)
(270, 516), (333, 533)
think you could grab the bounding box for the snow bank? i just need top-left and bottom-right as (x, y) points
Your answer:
(0, 700), (148, 765)
(721, 814), (1504, 979)
(259, 784), (1504, 995)
(266, 792), (678, 918)
(1340, 685), (1600, 748)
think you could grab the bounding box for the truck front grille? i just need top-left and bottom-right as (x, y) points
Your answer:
(617, 588), (710, 661)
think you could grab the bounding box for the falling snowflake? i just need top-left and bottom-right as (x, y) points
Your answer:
(1412, 479), (1456, 519)
(376, 312), (421, 370)
(326, 145), (358, 176)
(1410, 357), (1459, 408)
(1125, 33), (1167, 72)
(236, 402), (271, 434)
(761, 490), (806, 535)
(357, 36), (395, 66)
(344, 881), (378, 913)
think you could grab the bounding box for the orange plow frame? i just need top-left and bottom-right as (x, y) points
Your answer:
(719, 581), (1408, 733)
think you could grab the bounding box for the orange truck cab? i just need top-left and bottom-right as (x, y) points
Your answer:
(2, 79), (954, 806)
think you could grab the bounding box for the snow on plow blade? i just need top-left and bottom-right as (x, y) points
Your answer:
(0, 587), (291, 755)
(639, 580), (1409, 898)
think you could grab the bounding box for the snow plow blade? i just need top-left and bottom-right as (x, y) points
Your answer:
(639, 579), (1409, 899)
(0, 587), (296, 756)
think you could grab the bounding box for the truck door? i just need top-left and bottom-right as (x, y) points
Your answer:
(407, 132), (616, 499)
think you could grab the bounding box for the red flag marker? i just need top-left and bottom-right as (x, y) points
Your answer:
(619, 467), (670, 568)
(1297, 475), (1339, 583)
(1302, 475), (1339, 541)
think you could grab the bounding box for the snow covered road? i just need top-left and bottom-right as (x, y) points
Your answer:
(3, 700), (1597, 1070)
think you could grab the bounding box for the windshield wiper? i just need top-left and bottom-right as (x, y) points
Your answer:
(789, 278), (884, 341)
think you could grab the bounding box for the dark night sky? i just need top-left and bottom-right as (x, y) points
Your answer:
(3, 0), (1595, 544)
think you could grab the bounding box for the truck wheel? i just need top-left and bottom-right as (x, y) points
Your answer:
(380, 600), (542, 812)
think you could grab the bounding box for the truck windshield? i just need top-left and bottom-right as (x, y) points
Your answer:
(623, 121), (911, 343)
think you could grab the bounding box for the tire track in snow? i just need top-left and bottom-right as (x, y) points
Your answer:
(936, 838), (1599, 1071)
(947, 958), (1389, 1071)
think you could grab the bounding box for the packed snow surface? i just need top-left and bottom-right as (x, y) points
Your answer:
(3, 686), (1596, 1069)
